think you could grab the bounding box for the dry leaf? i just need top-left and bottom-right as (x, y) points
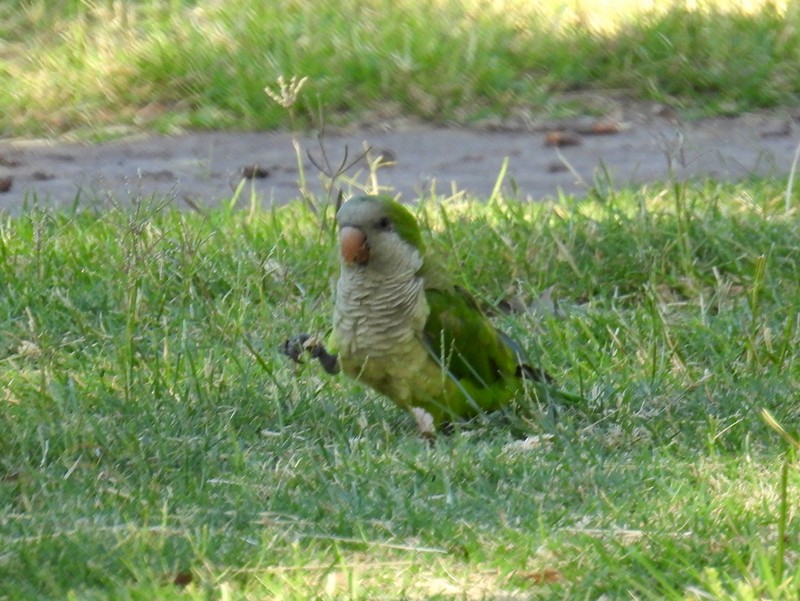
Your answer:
(544, 131), (581, 147)
(522, 568), (562, 584)
(588, 119), (623, 135)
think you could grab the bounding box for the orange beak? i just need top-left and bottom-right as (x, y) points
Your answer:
(339, 226), (369, 265)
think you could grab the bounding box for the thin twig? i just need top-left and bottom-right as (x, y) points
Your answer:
(554, 146), (588, 188)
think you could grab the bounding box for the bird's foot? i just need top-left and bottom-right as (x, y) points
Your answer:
(280, 334), (313, 364)
(280, 334), (340, 374)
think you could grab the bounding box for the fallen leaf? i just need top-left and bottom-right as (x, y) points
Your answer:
(544, 131), (581, 147)
(521, 568), (562, 584)
(588, 119), (623, 135)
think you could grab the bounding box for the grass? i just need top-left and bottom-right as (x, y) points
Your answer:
(1, 0), (799, 137)
(3, 2), (798, 598)
(1, 177), (799, 599)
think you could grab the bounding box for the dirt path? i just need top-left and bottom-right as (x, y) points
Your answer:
(1, 104), (798, 211)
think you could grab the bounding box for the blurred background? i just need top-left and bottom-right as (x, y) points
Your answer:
(1, 0), (797, 138)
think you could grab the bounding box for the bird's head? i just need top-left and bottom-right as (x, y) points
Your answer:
(335, 195), (425, 274)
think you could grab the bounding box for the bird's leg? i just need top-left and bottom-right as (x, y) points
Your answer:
(280, 334), (340, 375)
(280, 334), (311, 364)
(306, 337), (340, 375)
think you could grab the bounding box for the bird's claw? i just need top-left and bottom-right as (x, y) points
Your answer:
(280, 333), (340, 375)
(280, 334), (313, 364)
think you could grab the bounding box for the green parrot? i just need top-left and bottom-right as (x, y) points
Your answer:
(283, 194), (581, 433)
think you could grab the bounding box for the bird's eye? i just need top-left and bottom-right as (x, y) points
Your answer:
(377, 217), (393, 231)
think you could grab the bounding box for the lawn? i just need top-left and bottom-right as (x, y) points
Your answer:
(1, 0), (798, 137)
(2, 1), (800, 598)
(1, 179), (799, 599)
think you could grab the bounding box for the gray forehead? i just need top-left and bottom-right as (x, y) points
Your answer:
(336, 199), (381, 225)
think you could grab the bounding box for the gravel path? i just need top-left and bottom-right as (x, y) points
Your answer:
(1, 105), (798, 211)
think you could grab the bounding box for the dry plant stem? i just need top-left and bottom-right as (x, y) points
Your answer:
(264, 75), (315, 210)
(266, 76), (371, 228)
(554, 146), (588, 189)
(306, 132), (371, 229)
(292, 138), (314, 214)
(785, 136), (800, 214)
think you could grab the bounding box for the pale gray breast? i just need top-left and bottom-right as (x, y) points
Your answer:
(334, 270), (427, 356)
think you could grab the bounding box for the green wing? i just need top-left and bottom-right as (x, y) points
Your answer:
(419, 262), (583, 420)
(423, 285), (519, 388)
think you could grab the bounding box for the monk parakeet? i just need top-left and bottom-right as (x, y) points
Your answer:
(283, 195), (581, 433)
